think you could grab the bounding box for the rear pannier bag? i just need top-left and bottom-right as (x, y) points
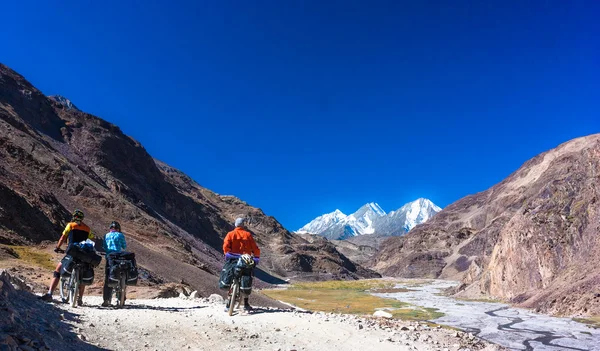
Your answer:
(60, 255), (75, 277)
(240, 274), (253, 295)
(107, 263), (121, 288)
(80, 264), (95, 286)
(126, 264), (138, 286)
(66, 244), (102, 267)
(107, 251), (138, 286)
(236, 260), (254, 295)
(219, 259), (236, 290)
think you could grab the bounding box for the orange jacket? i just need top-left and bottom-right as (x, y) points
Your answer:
(223, 227), (260, 258)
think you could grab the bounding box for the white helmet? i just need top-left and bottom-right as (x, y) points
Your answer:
(235, 217), (246, 227)
(241, 254), (254, 267)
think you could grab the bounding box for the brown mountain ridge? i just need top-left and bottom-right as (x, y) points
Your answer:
(0, 63), (378, 301)
(373, 133), (600, 316)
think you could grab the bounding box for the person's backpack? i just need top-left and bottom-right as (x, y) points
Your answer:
(66, 241), (102, 267)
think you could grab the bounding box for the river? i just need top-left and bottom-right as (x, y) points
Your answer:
(372, 280), (600, 351)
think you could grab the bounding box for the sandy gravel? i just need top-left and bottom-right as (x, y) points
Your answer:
(54, 295), (503, 351)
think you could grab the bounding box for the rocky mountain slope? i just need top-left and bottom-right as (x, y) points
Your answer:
(298, 199), (441, 240)
(373, 134), (600, 315)
(0, 63), (378, 298)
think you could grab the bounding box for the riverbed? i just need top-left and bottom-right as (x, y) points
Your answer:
(372, 280), (600, 351)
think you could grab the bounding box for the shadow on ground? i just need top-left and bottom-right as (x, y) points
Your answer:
(230, 307), (310, 316)
(254, 269), (289, 285)
(89, 303), (207, 312)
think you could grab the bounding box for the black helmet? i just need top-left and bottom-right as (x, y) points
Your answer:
(72, 209), (84, 222)
(109, 221), (121, 231)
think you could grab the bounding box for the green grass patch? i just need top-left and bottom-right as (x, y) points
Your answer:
(262, 279), (444, 321)
(291, 279), (396, 291)
(264, 288), (408, 314)
(573, 316), (600, 329)
(11, 246), (55, 270)
(390, 307), (444, 320)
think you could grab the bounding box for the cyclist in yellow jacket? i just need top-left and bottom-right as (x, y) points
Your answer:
(40, 209), (94, 305)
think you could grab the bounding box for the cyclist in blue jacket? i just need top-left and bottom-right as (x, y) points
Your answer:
(102, 221), (127, 307)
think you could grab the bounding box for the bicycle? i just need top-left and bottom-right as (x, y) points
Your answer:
(226, 255), (255, 316)
(57, 249), (83, 308)
(111, 259), (129, 308)
(105, 251), (136, 308)
(227, 268), (242, 316)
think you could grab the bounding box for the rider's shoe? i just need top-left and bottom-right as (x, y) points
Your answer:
(77, 297), (83, 306)
(40, 293), (53, 302)
(101, 301), (111, 307)
(224, 301), (230, 312)
(243, 297), (253, 311)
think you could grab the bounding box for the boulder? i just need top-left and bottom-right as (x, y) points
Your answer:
(373, 310), (393, 319)
(208, 294), (224, 304)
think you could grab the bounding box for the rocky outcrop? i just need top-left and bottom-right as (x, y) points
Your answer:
(0, 270), (101, 350)
(373, 134), (600, 315)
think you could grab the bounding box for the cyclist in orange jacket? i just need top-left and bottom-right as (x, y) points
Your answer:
(221, 217), (260, 311)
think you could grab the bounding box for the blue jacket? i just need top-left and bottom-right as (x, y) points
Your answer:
(103, 231), (127, 254)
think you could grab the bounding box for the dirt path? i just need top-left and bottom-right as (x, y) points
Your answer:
(57, 295), (502, 351)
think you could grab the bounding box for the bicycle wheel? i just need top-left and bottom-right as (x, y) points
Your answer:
(59, 277), (69, 303)
(228, 280), (239, 316)
(115, 277), (121, 307)
(116, 274), (126, 308)
(70, 268), (79, 308)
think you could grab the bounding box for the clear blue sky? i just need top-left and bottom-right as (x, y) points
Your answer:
(2, 1), (599, 230)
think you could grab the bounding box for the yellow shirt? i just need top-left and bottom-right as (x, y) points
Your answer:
(61, 221), (94, 245)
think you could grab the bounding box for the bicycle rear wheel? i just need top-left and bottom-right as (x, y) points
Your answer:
(228, 280), (239, 316)
(116, 275), (126, 308)
(69, 269), (79, 308)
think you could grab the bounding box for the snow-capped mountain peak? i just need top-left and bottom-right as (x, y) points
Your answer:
(392, 198), (442, 232)
(332, 209), (345, 216)
(296, 209), (347, 234)
(366, 202), (386, 216)
(346, 202), (387, 235)
(297, 198), (442, 240)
